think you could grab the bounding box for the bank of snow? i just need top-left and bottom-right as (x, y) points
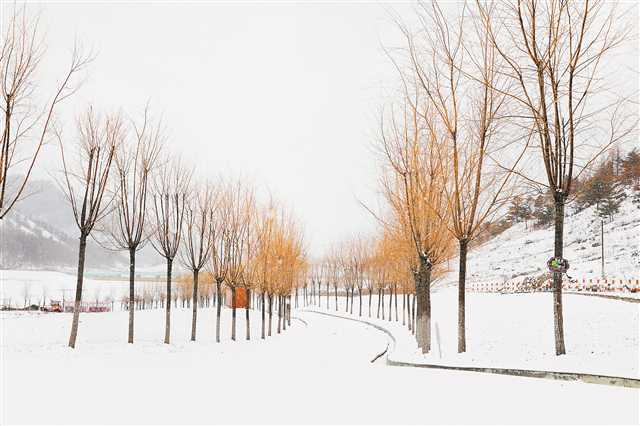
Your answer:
(306, 288), (639, 379)
(439, 195), (640, 286)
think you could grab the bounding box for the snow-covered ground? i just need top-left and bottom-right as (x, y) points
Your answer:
(2, 304), (639, 424)
(306, 288), (639, 379)
(2, 228), (639, 425)
(439, 195), (640, 286)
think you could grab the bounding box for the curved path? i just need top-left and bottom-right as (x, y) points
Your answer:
(303, 309), (640, 388)
(3, 308), (638, 424)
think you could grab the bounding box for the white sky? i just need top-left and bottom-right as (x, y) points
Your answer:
(2, 1), (638, 257)
(7, 1), (421, 257)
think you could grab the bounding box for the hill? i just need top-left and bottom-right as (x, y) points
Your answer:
(440, 192), (640, 286)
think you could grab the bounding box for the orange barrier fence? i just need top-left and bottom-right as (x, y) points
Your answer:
(467, 278), (640, 294)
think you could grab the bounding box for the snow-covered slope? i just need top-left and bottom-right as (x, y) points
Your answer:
(440, 194), (639, 286)
(0, 213), (78, 269)
(0, 212), (128, 270)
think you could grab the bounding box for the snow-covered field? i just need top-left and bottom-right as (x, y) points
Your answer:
(1, 231), (639, 425)
(2, 304), (639, 424)
(439, 195), (640, 286)
(307, 288), (639, 379)
(0, 269), (164, 308)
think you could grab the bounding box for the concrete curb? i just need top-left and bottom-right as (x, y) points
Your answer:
(292, 315), (309, 327)
(301, 309), (640, 389)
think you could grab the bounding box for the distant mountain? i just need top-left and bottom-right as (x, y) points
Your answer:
(13, 178), (77, 236)
(1, 178), (162, 272)
(0, 211), (129, 270)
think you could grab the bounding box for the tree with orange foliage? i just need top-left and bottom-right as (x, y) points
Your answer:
(378, 91), (454, 353)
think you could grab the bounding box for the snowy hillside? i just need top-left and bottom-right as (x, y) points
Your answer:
(440, 194), (639, 286)
(0, 212), (128, 270)
(0, 178), (164, 271)
(1, 212), (79, 269)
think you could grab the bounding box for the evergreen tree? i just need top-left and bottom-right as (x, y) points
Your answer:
(631, 184), (640, 210)
(532, 194), (554, 226)
(595, 179), (626, 221)
(621, 149), (640, 186)
(586, 178), (608, 207)
(507, 196), (533, 228)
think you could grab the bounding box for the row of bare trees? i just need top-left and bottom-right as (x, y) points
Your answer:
(57, 114), (307, 347)
(331, 0), (635, 357)
(0, 6), (308, 349)
(303, 233), (443, 336)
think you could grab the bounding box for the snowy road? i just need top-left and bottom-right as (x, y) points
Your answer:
(2, 308), (638, 424)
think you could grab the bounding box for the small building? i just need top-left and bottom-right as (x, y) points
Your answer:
(224, 287), (248, 309)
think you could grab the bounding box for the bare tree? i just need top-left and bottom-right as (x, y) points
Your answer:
(151, 157), (191, 344)
(224, 180), (255, 341)
(402, 2), (525, 353)
(254, 203), (277, 339)
(107, 106), (162, 343)
(339, 237), (369, 317)
(477, 0), (637, 354)
(180, 183), (215, 341)
(57, 107), (122, 348)
(378, 92), (453, 353)
(0, 6), (91, 219)
(210, 185), (231, 343)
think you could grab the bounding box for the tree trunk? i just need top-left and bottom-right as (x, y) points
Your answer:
(277, 295), (282, 334)
(458, 239), (468, 353)
(282, 296), (287, 331)
(394, 285), (398, 322)
(345, 288), (349, 313)
(381, 288), (385, 319)
(287, 295), (291, 326)
(128, 247), (136, 344)
(68, 234), (88, 348)
(402, 292), (406, 326)
(164, 258), (173, 344)
(261, 292), (266, 339)
(368, 288), (372, 317)
(408, 294), (412, 331)
(268, 294), (273, 337)
(358, 288), (362, 317)
(349, 288), (353, 315)
(414, 256), (432, 353)
(216, 280), (222, 343)
(245, 289), (251, 340)
(334, 285), (338, 311)
(377, 289), (381, 318)
(553, 196), (566, 355)
(191, 269), (199, 341)
(326, 283), (329, 309)
(388, 286), (392, 321)
(231, 287), (236, 341)
(412, 293), (416, 335)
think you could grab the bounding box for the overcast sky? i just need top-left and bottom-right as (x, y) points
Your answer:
(3, 1), (638, 258)
(7, 1), (421, 257)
